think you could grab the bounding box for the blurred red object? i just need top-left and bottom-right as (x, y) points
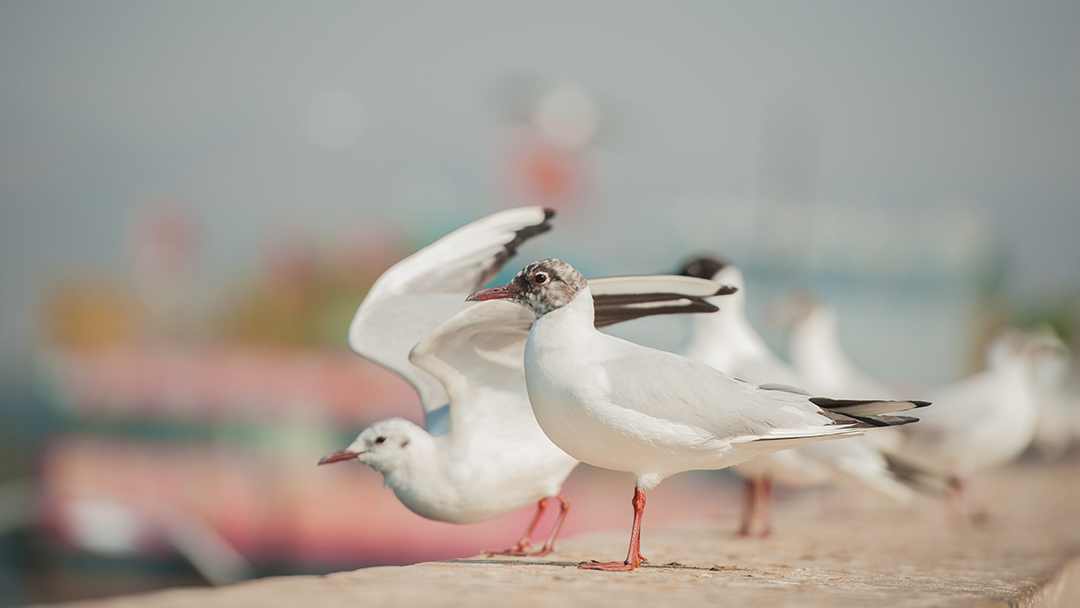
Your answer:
(38, 344), (741, 569)
(51, 345), (418, 425)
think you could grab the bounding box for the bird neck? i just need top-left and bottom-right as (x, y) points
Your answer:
(790, 306), (852, 383)
(686, 292), (770, 360)
(542, 286), (596, 326)
(384, 440), (466, 521)
(529, 286), (599, 353)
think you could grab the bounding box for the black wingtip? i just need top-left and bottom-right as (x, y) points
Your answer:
(714, 285), (738, 296)
(592, 298), (720, 329)
(678, 256), (728, 280)
(851, 413), (921, 427)
(820, 410), (921, 428)
(479, 210), (556, 286)
(810, 397), (927, 409)
(812, 397), (928, 427)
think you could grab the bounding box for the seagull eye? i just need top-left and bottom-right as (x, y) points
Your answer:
(374, 436), (386, 445)
(533, 273), (548, 285)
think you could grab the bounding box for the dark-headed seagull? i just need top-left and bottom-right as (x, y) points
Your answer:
(470, 258), (928, 570)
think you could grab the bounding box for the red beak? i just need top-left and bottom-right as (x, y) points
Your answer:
(466, 285), (519, 302)
(318, 449), (361, 466)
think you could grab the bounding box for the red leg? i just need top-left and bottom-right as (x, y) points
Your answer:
(961, 479), (992, 527)
(580, 486), (646, 571)
(738, 477), (756, 536)
(485, 498), (548, 556)
(948, 476), (992, 527)
(528, 494), (570, 557)
(945, 476), (965, 528)
(759, 478), (773, 538)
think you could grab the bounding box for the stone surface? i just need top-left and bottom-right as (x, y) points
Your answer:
(39, 461), (1080, 607)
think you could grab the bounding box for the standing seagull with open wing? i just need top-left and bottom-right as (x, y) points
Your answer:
(320, 208), (732, 556)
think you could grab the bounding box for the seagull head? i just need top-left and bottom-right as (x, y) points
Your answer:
(678, 255), (747, 309)
(466, 258), (588, 317)
(677, 256), (728, 282)
(986, 328), (1069, 377)
(318, 418), (427, 472)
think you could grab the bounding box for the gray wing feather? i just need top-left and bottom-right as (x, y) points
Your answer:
(596, 342), (835, 439)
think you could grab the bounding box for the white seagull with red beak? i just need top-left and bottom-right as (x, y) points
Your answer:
(469, 258), (929, 571)
(320, 208), (732, 557)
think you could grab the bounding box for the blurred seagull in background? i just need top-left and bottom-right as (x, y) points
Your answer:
(884, 328), (1063, 524)
(1023, 328), (1080, 460)
(770, 290), (898, 401)
(319, 208), (730, 556)
(724, 271), (1071, 526)
(469, 258), (928, 570)
(679, 257), (913, 537)
(679, 258), (802, 388)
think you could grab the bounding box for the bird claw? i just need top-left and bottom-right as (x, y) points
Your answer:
(579, 560), (639, 572)
(484, 541), (533, 557)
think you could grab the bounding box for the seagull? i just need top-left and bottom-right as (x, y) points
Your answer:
(884, 328), (1060, 524)
(679, 258), (802, 387)
(679, 257), (913, 537)
(770, 290), (897, 400)
(469, 258), (928, 571)
(1021, 329), (1078, 459)
(319, 208), (730, 557)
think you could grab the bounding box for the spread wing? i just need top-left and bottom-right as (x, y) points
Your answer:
(409, 301), (536, 439)
(348, 207), (553, 415)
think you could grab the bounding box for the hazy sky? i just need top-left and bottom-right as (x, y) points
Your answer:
(1, 1), (1079, 363)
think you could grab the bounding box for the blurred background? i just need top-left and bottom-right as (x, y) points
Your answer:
(1, 1), (1079, 604)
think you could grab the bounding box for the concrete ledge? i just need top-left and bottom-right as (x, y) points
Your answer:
(40, 462), (1080, 608)
(1022, 555), (1080, 608)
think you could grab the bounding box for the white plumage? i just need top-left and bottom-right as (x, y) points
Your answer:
(776, 291), (897, 400)
(322, 208), (732, 555)
(470, 258), (926, 570)
(888, 330), (1049, 478)
(679, 260), (912, 536)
